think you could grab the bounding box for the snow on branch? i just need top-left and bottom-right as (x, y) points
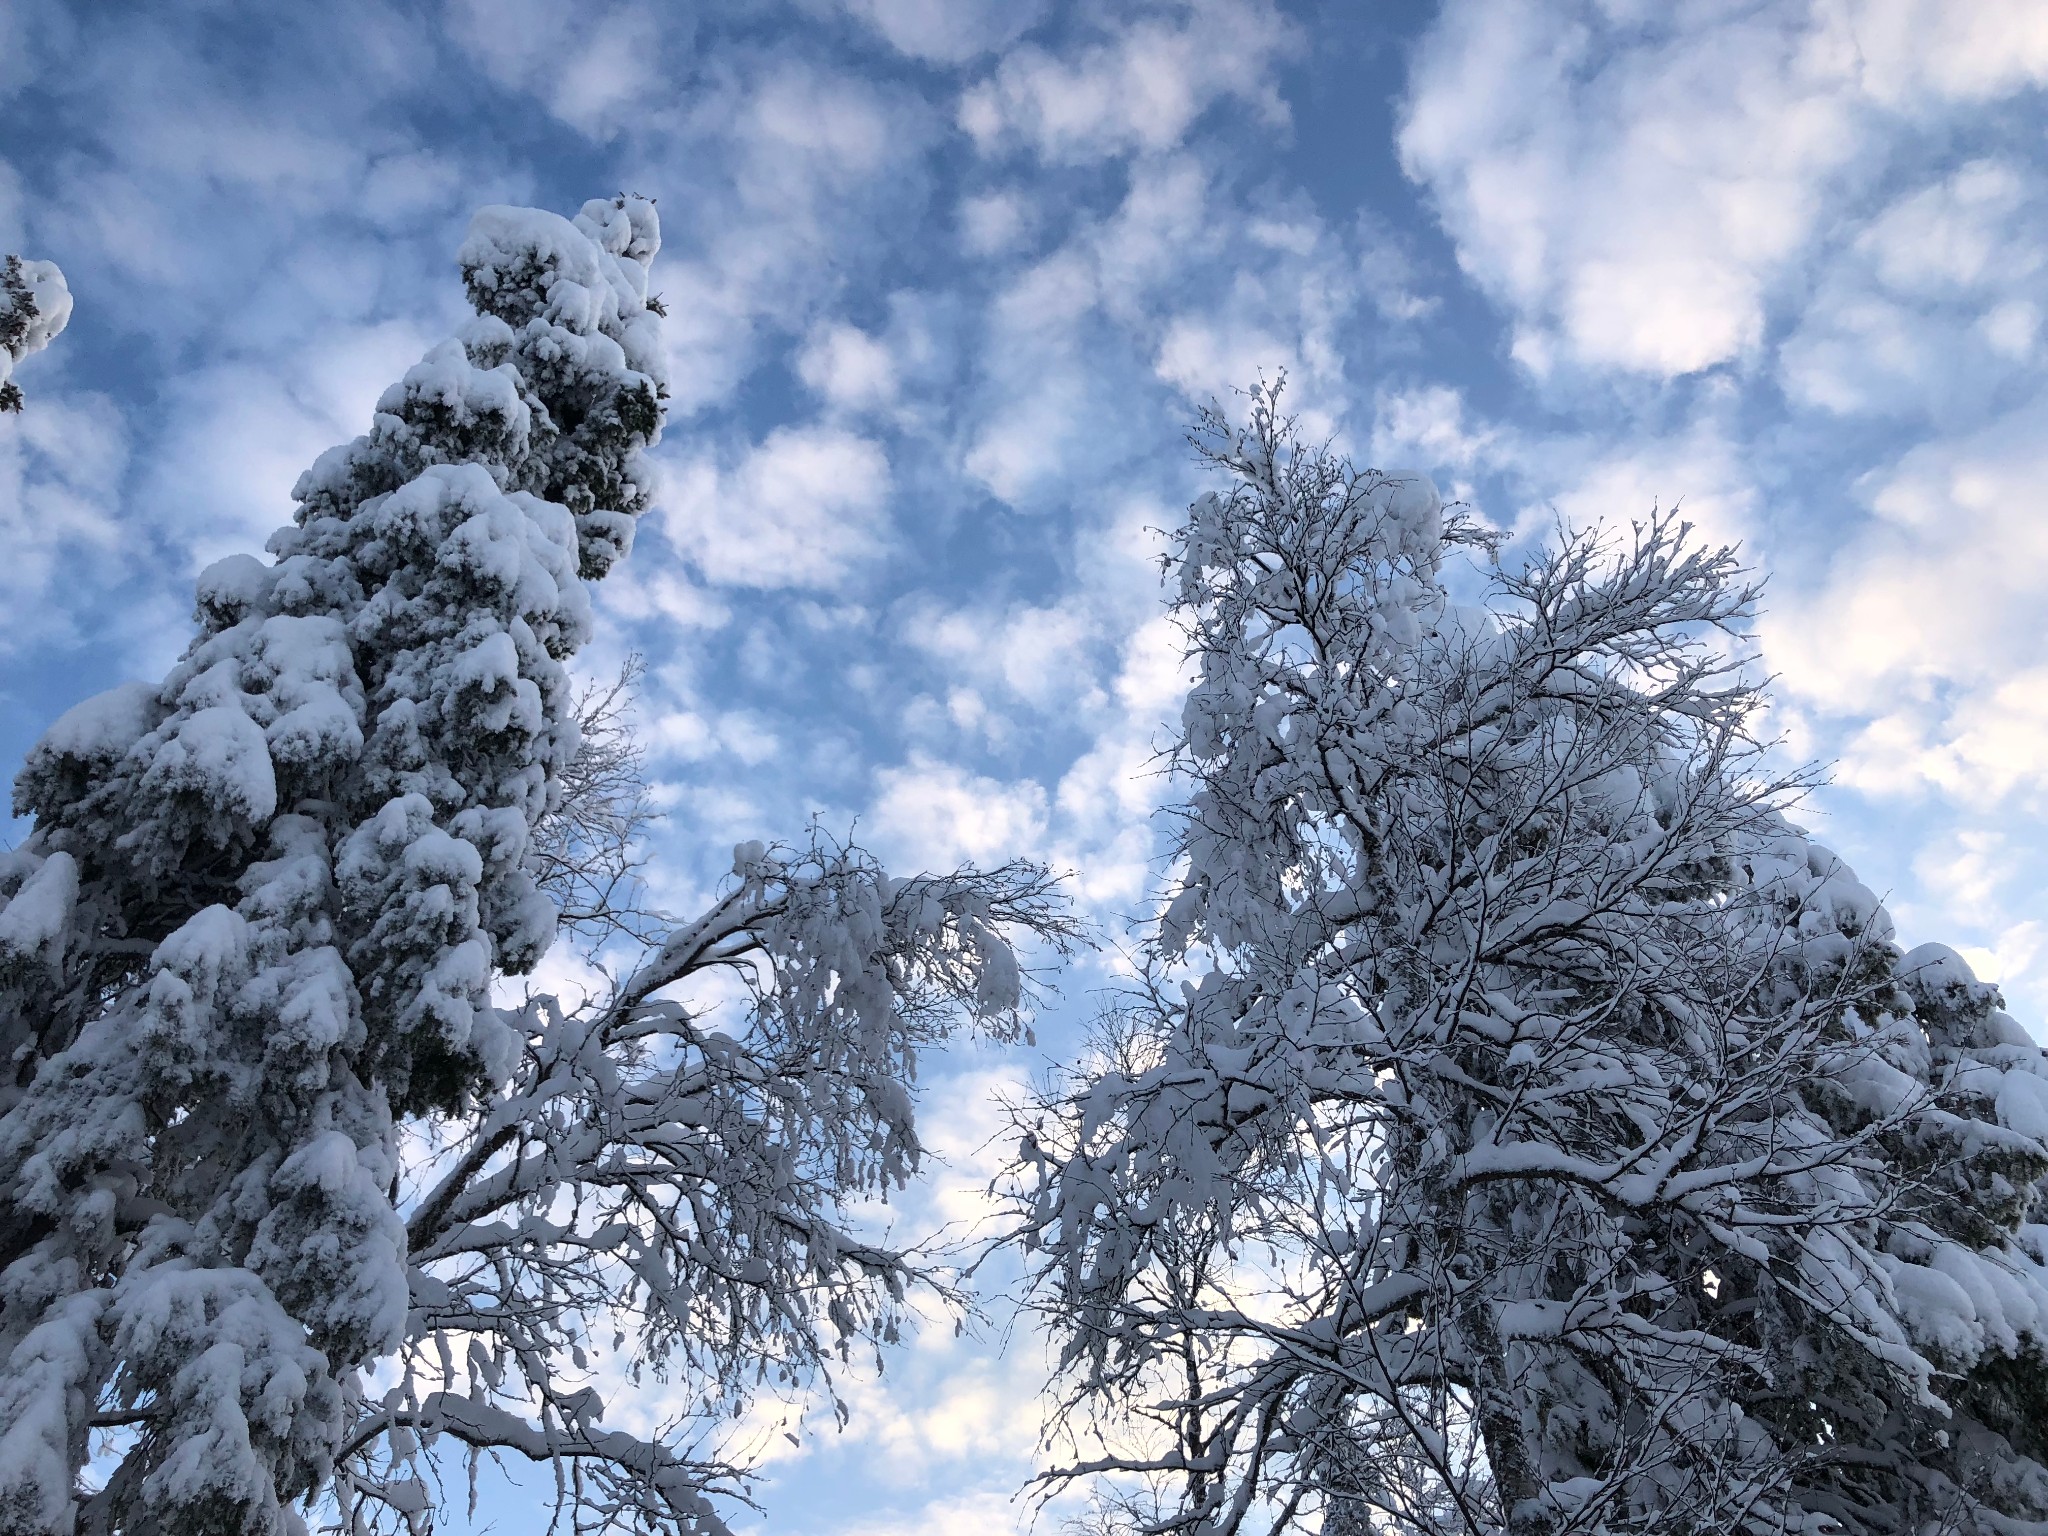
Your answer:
(0, 193), (1078, 1536)
(1005, 381), (2048, 1536)
(0, 254), (71, 413)
(354, 830), (1079, 1534)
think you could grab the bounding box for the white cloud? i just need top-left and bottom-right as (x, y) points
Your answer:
(598, 554), (733, 635)
(1049, 610), (1188, 905)
(1764, 394), (2048, 796)
(1778, 158), (2046, 416)
(957, 190), (1032, 257)
(1155, 315), (1289, 402)
(655, 61), (935, 418)
(1399, 0), (2048, 380)
(146, 319), (437, 571)
(0, 390), (128, 647)
(959, 0), (1293, 164)
(1859, 159), (2030, 293)
(891, 494), (1187, 909)
(962, 153), (1359, 505)
(908, 601), (1098, 709)
(797, 321), (899, 412)
(1370, 384), (1497, 479)
(838, 0), (1049, 64)
(1363, 379), (1760, 553)
(444, 0), (665, 136)
(962, 369), (1088, 507)
(868, 754), (1050, 869)
(666, 425), (895, 590)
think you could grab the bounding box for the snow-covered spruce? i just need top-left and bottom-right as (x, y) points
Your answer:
(0, 199), (1073, 1536)
(1008, 385), (2048, 1536)
(0, 255), (72, 413)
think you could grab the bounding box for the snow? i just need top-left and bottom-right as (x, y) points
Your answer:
(0, 1294), (107, 1533)
(140, 703), (279, 825)
(1996, 1063), (2048, 1141)
(1883, 1251), (1985, 1366)
(0, 852), (78, 973)
(26, 678), (161, 765)
(0, 195), (689, 1536)
(1014, 389), (2048, 1536)
(10, 260), (72, 355)
(0, 257), (72, 405)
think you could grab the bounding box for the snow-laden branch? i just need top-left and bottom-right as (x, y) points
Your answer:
(0, 254), (70, 413)
(0, 195), (1081, 1536)
(1005, 382), (2048, 1536)
(342, 832), (1079, 1535)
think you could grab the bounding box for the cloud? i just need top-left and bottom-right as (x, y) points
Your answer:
(1048, 610), (1188, 905)
(892, 494), (1187, 911)
(444, 0), (669, 137)
(1762, 392), (2048, 800)
(797, 321), (900, 412)
(666, 425), (895, 590)
(0, 390), (129, 646)
(959, 0), (1294, 164)
(653, 60), (938, 417)
(144, 319), (439, 572)
(1777, 157), (2046, 418)
(960, 153), (1359, 506)
(1149, 191), (1360, 413)
(903, 596), (1100, 712)
(837, 0), (1050, 64)
(868, 754), (1050, 869)
(1369, 384), (1498, 480)
(956, 190), (1033, 257)
(1398, 0), (2048, 380)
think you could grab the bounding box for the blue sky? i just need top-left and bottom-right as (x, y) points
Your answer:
(5, 1), (2048, 1531)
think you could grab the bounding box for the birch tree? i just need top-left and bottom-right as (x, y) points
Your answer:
(1009, 385), (2048, 1536)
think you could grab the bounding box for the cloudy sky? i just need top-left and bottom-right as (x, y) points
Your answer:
(5, 0), (2048, 1530)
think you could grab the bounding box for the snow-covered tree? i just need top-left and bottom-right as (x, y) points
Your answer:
(0, 198), (1074, 1536)
(0, 254), (72, 413)
(1009, 386), (2048, 1536)
(1733, 941), (2048, 1535)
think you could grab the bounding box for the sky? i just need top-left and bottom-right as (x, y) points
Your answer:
(4, 0), (2048, 1531)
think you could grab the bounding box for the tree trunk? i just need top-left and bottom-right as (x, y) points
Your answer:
(1462, 1297), (1552, 1536)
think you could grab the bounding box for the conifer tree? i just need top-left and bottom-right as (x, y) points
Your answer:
(0, 254), (71, 412)
(0, 198), (1073, 1536)
(1010, 386), (2048, 1536)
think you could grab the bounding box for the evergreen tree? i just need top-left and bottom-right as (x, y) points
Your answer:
(0, 254), (71, 413)
(0, 198), (1073, 1536)
(1009, 386), (2048, 1536)
(1735, 940), (2048, 1534)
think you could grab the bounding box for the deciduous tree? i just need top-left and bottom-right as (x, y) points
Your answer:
(1010, 386), (2048, 1536)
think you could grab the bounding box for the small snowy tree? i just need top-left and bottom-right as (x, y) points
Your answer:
(1009, 386), (2048, 1536)
(0, 254), (72, 412)
(0, 198), (1074, 1536)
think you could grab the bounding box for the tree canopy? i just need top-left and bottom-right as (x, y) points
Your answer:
(1008, 385), (2048, 1536)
